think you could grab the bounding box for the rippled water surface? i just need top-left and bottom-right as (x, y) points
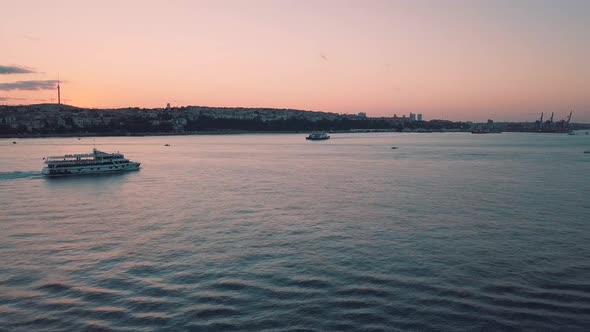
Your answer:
(1, 133), (590, 331)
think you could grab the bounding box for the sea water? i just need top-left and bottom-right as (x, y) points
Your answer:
(1, 133), (589, 331)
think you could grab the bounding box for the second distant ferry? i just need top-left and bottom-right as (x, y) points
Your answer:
(306, 132), (330, 140)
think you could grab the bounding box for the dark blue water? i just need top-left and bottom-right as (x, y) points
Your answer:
(1, 133), (589, 331)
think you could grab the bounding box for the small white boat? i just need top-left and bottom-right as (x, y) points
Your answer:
(42, 148), (140, 177)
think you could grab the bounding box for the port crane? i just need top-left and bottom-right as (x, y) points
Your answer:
(543, 112), (555, 129)
(536, 112), (544, 131)
(534, 111), (573, 132)
(565, 111), (573, 132)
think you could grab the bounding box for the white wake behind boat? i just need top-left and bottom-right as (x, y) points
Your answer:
(42, 148), (140, 177)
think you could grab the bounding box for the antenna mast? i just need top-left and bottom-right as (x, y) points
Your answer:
(57, 73), (61, 105)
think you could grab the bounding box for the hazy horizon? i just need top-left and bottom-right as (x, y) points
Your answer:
(1, 0), (589, 122)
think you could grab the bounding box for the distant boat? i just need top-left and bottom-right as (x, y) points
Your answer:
(391, 146), (398, 149)
(584, 150), (590, 154)
(306, 132), (330, 140)
(568, 131), (576, 135)
(164, 144), (171, 146)
(471, 129), (502, 134)
(42, 148), (140, 177)
(12, 141), (16, 144)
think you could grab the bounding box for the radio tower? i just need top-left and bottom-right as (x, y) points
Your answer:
(57, 74), (61, 105)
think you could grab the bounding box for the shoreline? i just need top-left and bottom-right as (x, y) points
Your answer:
(1, 129), (463, 139)
(2, 129), (584, 139)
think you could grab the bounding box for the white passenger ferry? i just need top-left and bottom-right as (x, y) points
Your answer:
(42, 148), (140, 177)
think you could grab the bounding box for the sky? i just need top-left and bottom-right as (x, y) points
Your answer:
(1, 0), (589, 122)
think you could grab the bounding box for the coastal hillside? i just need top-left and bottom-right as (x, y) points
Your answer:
(0, 104), (468, 135)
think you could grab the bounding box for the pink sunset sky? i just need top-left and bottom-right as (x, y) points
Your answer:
(1, 0), (589, 122)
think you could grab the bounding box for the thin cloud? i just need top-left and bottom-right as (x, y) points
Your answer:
(22, 34), (40, 41)
(0, 80), (58, 91)
(0, 96), (49, 101)
(0, 65), (36, 74)
(0, 97), (26, 101)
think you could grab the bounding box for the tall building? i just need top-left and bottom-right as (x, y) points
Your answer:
(417, 113), (423, 121)
(409, 113), (416, 121)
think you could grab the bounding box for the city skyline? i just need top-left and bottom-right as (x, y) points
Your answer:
(1, 0), (589, 122)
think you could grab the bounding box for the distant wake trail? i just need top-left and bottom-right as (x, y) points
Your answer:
(0, 171), (42, 181)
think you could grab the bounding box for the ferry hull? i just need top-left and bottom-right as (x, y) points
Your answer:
(42, 162), (140, 177)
